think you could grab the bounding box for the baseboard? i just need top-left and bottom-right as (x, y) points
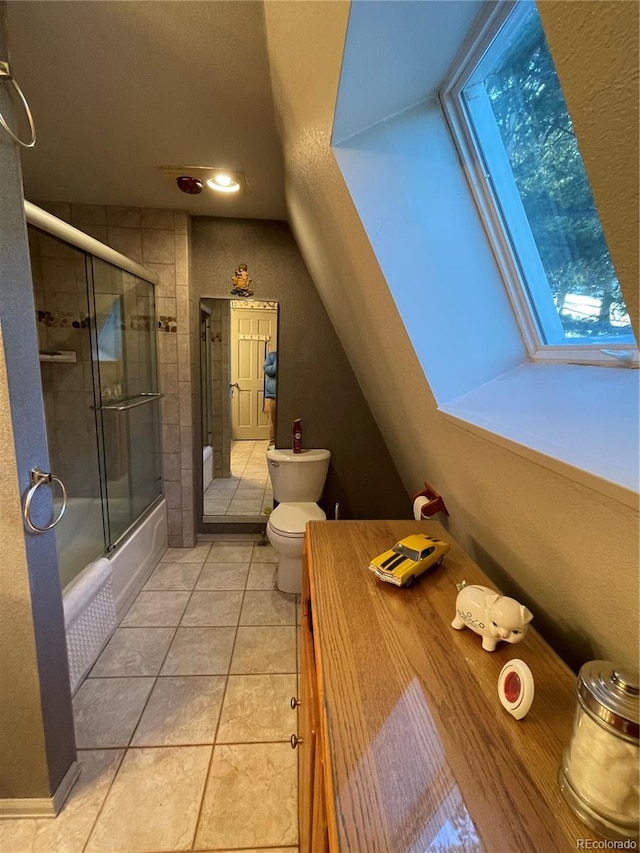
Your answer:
(0, 760), (81, 819)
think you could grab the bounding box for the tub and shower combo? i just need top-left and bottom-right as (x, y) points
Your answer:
(26, 202), (167, 692)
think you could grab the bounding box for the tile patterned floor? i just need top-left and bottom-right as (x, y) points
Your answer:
(203, 441), (273, 518)
(0, 541), (300, 853)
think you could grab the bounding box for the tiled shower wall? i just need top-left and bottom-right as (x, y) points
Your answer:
(36, 202), (195, 548)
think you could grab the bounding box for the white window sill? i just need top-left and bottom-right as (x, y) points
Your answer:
(438, 363), (639, 509)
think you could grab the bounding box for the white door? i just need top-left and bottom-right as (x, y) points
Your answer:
(230, 303), (278, 440)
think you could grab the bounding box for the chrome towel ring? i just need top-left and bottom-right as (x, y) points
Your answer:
(23, 468), (67, 533)
(0, 60), (36, 148)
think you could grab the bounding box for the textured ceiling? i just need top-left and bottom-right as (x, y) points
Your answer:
(6, 0), (287, 219)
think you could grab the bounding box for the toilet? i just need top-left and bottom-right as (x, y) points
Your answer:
(266, 448), (331, 594)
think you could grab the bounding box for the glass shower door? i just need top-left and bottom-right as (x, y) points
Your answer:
(28, 226), (107, 589)
(90, 257), (162, 548)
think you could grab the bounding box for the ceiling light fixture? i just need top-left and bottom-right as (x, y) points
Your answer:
(176, 176), (203, 195)
(159, 165), (249, 196)
(207, 173), (241, 193)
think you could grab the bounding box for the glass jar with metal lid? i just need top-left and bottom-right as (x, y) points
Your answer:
(559, 660), (639, 840)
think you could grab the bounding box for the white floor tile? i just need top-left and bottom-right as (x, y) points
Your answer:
(161, 627), (236, 676)
(73, 677), (154, 748)
(90, 627), (174, 677)
(0, 750), (123, 853)
(132, 676), (226, 746)
(85, 746), (211, 852)
(194, 743), (297, 850)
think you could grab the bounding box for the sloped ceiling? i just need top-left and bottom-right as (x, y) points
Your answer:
(5, 0), (286, 219)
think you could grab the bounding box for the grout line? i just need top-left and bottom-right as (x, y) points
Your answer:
(80, 557), (211, 852)
(80, 746), (127, 853)
(188, 541), (252, 851)
(78, 533), (297, 853)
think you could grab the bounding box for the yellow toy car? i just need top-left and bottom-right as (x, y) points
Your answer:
(368, 533), (450, 587)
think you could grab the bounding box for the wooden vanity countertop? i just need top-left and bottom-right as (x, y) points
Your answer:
(305, 519), (599, 852)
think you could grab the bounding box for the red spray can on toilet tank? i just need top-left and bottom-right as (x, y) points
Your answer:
(292, 418), (302, 453)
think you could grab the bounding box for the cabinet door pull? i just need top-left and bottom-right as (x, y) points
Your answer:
(290, 734), (303, 749)
(290, 697), (301, 710)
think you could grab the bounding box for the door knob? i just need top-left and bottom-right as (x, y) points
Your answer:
(290, 734), (303, 749)
(290, 696), (300, 710)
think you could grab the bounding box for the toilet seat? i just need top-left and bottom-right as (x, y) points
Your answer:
(268, 502), (326, 537)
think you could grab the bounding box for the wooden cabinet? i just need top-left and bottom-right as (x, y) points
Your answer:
(298, 520), (599, 852)
(298, 559), (320, 851)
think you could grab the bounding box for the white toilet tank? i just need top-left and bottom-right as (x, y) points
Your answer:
(266, 448), (330, 502)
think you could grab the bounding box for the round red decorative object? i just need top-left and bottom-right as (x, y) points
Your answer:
(504, 671), (522, 703)
(176, 176), (203, 195)
(498, 659), (534, 720)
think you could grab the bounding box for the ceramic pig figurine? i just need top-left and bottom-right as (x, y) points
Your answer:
(451, 581), (533, 652)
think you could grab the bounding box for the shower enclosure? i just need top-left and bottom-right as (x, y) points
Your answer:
(27, 208), (163, 591)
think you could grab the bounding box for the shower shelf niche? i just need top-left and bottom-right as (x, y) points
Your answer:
(39, 350), (77, 363)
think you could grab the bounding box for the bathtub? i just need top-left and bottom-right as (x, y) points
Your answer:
(61, 497), (167, 693)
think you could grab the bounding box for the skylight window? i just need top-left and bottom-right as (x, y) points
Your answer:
(440, 0), (637, 364)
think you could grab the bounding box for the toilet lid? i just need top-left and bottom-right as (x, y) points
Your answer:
(269, 502), (326, 536)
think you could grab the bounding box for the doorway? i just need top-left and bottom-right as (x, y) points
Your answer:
(198, 298), (279, 533)
(230, 300), (278, 440)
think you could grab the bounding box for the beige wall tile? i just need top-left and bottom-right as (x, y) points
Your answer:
(107, 227), (142, 263)
(165, 480), (182, 509)
(176, 285), (190, 328)
(142, 229), (176, 264)
(179, 381), (192, 426)
(79, 224), (108, 244)
(162, 423), (181, 453)
(175, 235), (189, 287)
(157, 296), (177, 318)
(174, 210), (189, 235)
(160, 393), (179, 424)
(180, 425), (193, 469)
(163, 451), (181, 481)
(182, 513), (195, 548)
(39, 200), (72, 222)
(142, 208), (175, 230)
(41, 258), (77, 291)
(71, 204), (107, 226)
(157, 330), (179, 367)
(145, 262), (176, 297)
(159, 361), (179, 394)
(106, 206), (141, 228)
(180, 469), (193, 505)
(177, 334), (190, 380)
(167, 507), (183, 536)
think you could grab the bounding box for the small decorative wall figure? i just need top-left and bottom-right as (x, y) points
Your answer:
(230, 263), (253, 297)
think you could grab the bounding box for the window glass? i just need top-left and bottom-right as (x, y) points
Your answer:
(457, 2), (634, 348)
